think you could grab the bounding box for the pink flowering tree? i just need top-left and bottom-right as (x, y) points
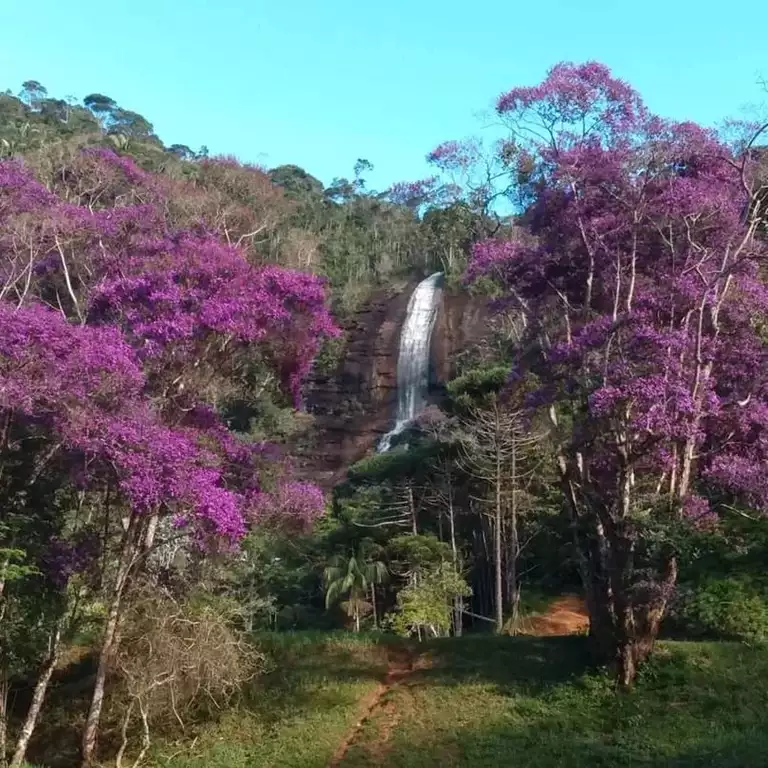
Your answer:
(465, 62), (768, 685)
(0, 149), (335, 763)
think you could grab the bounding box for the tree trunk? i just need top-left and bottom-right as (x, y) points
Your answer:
(508, 443), (521, 631)
(143, 513), (159, 550)
(558, 455), (616, 664)
(10, 622), (62, 767)
(408, 484), (418, 535)
(1, 552), (11, 768)
(494, 460), (503, 633)
(509, 470), (520, 630)
(0, 667), (8, 768)
(615, 553), (677, 688)
(354, 605), (360, 633)
(448, 492), (462, 637)
(81, 517), (140, 767)
(114, 699), (135, 768)
(0, 554), (10, 612)
(371, 585), (378, 630)
(577, 512), (678, 687)
(577, 519), (618, 665)
(553, 410), (675, 684)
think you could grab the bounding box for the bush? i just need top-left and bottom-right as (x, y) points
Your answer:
(313, 333), (348, 376)
(669, 577), (768, 643)
(112, 587), (264, 765)
(385, 564), (471, 639)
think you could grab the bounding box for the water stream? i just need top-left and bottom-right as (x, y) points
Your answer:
(377, 271), (444, 452)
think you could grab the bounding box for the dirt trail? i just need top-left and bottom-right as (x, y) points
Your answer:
(330, 596), (588, 764)
(328, 645), (418, 767)
(522, 594), (589, 636)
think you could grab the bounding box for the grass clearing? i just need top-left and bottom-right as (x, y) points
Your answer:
(340, 636), (768, 767)
(153, 631), (390, 768)
(26, 632), (768, 767)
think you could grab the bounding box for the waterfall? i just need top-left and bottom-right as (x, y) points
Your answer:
(378, 272), (444, 452)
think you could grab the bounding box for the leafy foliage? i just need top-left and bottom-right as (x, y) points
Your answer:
(324, 546), (387, 631)
(672, 577), (768, 643)
(387, 564), (472, 638)
(0, 80), (344, 765)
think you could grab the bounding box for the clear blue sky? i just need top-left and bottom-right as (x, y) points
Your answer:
(2, 0), (766, 190)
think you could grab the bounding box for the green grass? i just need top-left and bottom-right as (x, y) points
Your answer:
(152, 631), (390, 768)
(37, 631), (768, 767)
(342, 637), (768, 767)
(517, 586), (560, 616)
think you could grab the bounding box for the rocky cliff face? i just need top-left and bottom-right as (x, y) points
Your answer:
(291, 281), (491, 489)
(431, 287), (493, 386)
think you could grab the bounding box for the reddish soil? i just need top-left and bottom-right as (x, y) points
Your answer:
(522, 595), (589, 636)
(328, 646), (417, 767)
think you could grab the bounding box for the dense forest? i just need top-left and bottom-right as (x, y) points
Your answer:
(3, 64), (768, 767)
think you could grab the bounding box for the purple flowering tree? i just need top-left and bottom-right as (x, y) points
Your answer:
(465, 62), (768, 685)
(0, 149), (335, 764)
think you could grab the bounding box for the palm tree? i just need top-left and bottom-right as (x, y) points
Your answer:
(324, 549), (387, 632)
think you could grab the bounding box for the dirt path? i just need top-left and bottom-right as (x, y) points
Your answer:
(328, 645), (418, 767)
(522, 594), (589, 636)
(329, 596), (588, 765)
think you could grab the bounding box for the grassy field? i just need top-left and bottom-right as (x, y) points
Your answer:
(22, 628), (768, 767)
(149, 633), (768, 768)
(341, 637), (768, 767)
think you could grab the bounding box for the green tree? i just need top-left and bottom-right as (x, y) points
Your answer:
(324, 547), (387, 632)
(388, 564), (472, 640)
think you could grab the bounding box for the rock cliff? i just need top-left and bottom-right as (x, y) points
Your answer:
(430, 286), (493, 386)
(290, 281), (491, 489)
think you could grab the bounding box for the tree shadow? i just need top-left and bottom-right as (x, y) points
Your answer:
(342, 638), (768, 768)
(240, 639), (391, 725)
(23, 636), (768, 768)
(23, 634), (390, 767)
(372, 720), (768, 768)
(416, 634), (594, 695)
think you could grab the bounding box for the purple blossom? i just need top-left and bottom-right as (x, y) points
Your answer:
(40, 531), (100, 589)
(462, 60), (768, 523)
(682, 495), (718, 531)
(388, 177), (439, 207)
(497, 61), (644, 141)
(1, 150), (340, 552)
(251, 480), (326, 531)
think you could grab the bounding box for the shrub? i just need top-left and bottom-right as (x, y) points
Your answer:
(670, 578), (768, 643)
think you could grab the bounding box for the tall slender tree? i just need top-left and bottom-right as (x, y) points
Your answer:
(457, 398), (543, 632)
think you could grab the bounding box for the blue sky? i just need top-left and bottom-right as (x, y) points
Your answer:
(2, 0), (766, 191)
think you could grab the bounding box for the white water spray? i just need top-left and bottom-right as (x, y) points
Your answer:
(378, 272), (443, 452)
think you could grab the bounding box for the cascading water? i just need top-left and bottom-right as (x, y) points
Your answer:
(378, 272), (444, 452)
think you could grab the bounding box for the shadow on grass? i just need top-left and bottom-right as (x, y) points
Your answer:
(241, 634), (391, 726)
(416, 634), (594, 695)
(23, 634), (768, 768)
(341, 638), (768, 768)
(24, 631), (391, 768)
(372, 721), (768, 768)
